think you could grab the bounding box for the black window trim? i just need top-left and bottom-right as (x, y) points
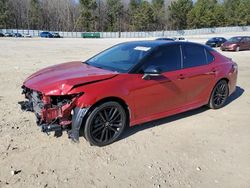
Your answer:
(180, 44), (184, 69)
(132, 42), (215, 74)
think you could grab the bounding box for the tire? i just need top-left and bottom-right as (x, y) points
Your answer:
(235, 46), (240, 52)
(208, 80), (229, 109)
(84, 101), (127, 146)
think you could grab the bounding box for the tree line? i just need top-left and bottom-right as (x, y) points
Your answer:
(0, 0), (249, 32)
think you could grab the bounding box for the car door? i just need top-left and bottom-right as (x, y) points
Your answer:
(180, 44), (216, 105)
(131, 44), (188, 120)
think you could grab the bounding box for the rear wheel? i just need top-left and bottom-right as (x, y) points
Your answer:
(208, 80), (229, 109)
(84, 101), (127, 146)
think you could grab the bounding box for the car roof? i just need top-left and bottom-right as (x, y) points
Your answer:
(210, 37), (225, 39)
(120, 40), (210, 49)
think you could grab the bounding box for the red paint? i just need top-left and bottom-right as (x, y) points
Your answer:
(24, 61), (118, 95)
(23, 51), (238, 127)
(221, 36), (250, 51)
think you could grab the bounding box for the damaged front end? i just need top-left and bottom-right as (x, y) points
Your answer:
(19, 86), (88, 142)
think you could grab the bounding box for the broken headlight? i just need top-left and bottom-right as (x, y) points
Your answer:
(50, 93), (83, 107)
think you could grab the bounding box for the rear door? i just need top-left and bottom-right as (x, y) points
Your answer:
(180, 44), (216, 105)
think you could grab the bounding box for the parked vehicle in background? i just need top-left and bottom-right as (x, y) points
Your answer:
(52, 32), (62, 38)
(20, 41), (238, 146)
(221, 36), (250, 51)
(14, 33), (23, 38)
(0, 32), (4, 37)
(4, 32), (14, 37)
(206, 37), (227, 47)
(156, 37), (175, 41)
(24, 33), (32, 38)
(40, 31), (54, 38)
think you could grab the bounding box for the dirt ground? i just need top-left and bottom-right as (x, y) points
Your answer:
(0, 35), (250, 188)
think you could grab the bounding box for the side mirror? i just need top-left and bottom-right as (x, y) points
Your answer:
(142, 66), (161, 80)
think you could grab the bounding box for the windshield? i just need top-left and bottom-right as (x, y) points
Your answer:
(209, 38), (217, 41)
(86, 43), (154, 73)
(228, 37), (241, 42)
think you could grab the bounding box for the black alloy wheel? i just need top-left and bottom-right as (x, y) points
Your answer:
(84, 101), (127, 146)
(208, 80), (229, 109)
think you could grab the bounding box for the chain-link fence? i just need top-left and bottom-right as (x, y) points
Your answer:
(1, 26), (250, 38)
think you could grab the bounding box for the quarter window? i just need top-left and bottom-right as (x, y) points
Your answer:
(205, 50), (214, 64)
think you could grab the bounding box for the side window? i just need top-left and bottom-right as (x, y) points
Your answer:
(242, 37), (247, 42)
(246, 37), (250, 42)
(143, 45), (181, 72)
(182, 44), (207, 68)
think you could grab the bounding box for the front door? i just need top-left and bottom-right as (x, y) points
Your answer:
(131, 44), (187, 121)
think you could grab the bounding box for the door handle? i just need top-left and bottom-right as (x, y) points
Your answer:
(178, 74), (185, 80)
(207, 68), (217, 75)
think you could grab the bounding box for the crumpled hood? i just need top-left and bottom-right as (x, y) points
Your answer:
(24, 61), (118, 95)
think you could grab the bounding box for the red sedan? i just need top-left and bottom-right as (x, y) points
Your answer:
(20, 41), (238, 146)
(221, 36), (250, 51)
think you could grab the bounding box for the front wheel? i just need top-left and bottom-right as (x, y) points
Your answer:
(208, 80), (229, 109)
(84, 101), (127, 146)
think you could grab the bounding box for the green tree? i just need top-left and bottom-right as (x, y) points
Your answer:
(237, 0), (250, 25)
(105, 0), (123, 32)
(152, 0), (166, 30)
(224, 0), (250, 26)
(128, 0), (140, 31)
(187, 0), (225, 28)
(168, 0), (193, 30)
(29, 0), (42, 30)
(129, 0), (139, 10)
(79, 0), (97, 31)
(133, 1), (154, 31)
(223, 0), (240, 26)
(0, 0), (10, 28)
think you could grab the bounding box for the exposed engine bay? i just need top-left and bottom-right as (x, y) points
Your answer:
(19, 86), (87, 142)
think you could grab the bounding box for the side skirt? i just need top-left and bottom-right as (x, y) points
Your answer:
(130, 100), (207, 126)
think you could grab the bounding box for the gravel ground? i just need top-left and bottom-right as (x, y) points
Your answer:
(0, 35), (250, 188)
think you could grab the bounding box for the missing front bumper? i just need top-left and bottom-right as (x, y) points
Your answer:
(19, 100), (89, 142)
(20, 86), (89, 142)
